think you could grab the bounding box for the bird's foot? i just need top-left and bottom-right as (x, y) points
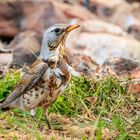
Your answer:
(31, 112), (51, 129)
(44, 114), (51, 129)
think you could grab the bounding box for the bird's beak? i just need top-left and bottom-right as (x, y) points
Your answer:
(64, 24), (80, 33)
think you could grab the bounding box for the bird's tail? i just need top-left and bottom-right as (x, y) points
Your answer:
(0, 99), (10, 111)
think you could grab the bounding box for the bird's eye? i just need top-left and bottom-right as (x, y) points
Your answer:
(54, 28), (61, 33)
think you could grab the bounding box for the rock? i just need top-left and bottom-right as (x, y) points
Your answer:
(86, 0), (140, 29)
(100, 57), (140, 94)
(110, 3), (140, 29)
(124, 15), (140, 29)
(0, 1), (67, 38)
(102, 57), (140, 75)
(76, 32), (140, 64)
(127, 0), (140, 3)
(128, 70), (140, 93)
(65, 47), (99, 76)
(0, 1), (23, 37)
(0, 1), (20, 37)
(0, 53), (12, 65)
(127, 24), (140, 41)
(9, 31), (41, 50)
(22, 1), (67, 33)
(86, 0), (124, 17)
(0, 41), (8, 52)
(12, 31), (41, 66)
(52, 0), (96, 20)
(81, 19), (126, 35)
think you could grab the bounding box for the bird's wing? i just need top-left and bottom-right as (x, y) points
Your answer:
(0, 59), (48, 109)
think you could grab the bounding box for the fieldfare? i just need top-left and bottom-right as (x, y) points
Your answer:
(0, 23), (80, 129)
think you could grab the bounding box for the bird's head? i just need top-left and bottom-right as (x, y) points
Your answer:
(40, 23), (79, 64)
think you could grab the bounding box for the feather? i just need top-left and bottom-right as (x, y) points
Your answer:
(0, 59), (48, 109)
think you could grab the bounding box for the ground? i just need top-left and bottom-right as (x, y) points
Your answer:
(0, 71), (139, 140)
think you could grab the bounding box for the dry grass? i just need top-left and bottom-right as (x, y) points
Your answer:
(0, 71), (139, 140)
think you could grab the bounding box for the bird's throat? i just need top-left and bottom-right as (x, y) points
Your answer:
(39, 36), (65, 68)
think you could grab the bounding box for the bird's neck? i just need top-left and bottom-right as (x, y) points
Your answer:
(39, 37), (52, 60)
(39, 38), (64, 66)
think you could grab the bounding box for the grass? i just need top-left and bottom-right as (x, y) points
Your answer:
(0, 71), (139, 139)
(0, 71), (20, 101)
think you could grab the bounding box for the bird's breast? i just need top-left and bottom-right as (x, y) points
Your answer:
(42, 67), (69, 89)
(20, 64), (71, 110)
(37, 66), (70, 108)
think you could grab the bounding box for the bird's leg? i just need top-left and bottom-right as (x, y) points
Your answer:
(30, 108), (36, 116)
(30, 108), (43, 128)
(30, 108), (39, 123)
(43, 109), (51, 129)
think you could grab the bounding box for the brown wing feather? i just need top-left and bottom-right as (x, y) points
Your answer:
(0, 59), (48, 109)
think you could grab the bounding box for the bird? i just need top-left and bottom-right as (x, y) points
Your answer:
(0, 23), (80, 129)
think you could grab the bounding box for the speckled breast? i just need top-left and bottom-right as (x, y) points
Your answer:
(38, 67), (70, 109)
(21, 63), (70, 110)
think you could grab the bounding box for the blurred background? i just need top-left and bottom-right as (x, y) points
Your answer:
(0, 0), (140, 69)
(0, 1), (140, 139)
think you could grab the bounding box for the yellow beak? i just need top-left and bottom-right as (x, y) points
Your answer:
(65, 24), (80, 32)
